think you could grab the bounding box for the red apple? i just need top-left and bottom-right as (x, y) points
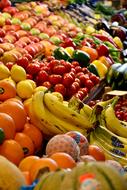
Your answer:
(3, 7), (18, 15)
(0, 48), (4, 56)
(16, 57), (29, 69)
(0, 29), (5, 37)
(25, 45), (36, 57)
(16, 30), (28, 38)
(29, 36), (40, 43)
(5, 18), (12, 25)
(18, 36), (31, 44)
(15, 41), (27, 48)
(7, 31), (19, 40)
(6, 62), (14, 70)
(3, 34), (17, 43)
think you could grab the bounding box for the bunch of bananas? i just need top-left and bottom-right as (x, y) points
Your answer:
(27, 90), (93, 138)
(90, 96), (127, 165)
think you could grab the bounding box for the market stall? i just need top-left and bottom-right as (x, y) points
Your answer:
(0, 0), (126, 189)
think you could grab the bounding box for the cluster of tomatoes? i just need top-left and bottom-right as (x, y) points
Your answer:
(115, 97), (127, 121)
(23, 56), (100, 100)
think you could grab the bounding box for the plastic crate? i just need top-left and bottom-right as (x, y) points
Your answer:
(21, 180), (38, 190)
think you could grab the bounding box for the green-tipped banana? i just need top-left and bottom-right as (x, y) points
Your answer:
(80, 104), (92, 118)
(44, 92), (92, 129)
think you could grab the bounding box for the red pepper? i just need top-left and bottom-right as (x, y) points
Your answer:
(92, 34), (117, 47)
(96, 44), (109, 57)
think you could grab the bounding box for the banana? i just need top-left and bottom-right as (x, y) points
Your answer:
(104, 104), (127, 138)
(44, 92), (92, 129)
(95, 125), (127, 146)
(28, 98), (54, 138)
(32, 91), (86, 135)
(80, 104), (92, 118)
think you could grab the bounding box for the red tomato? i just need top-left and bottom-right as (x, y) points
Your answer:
(71, 61), (79, 67)
(53, 65), (66, 75)
(85, 79), (94, 90)
(79, 87), (88, 97)
(62, 73), (75, 87)
(24, 54), (33, 61)
(41, 66), (51, 74)
(62, 61), (72, 72)
(88, 145), (105, 161)
(76, 72), (84, 78)
(75, 91), (84, 100)
(16, 57), (29, 69)
(26, 74), (33, 80)
(75, 78), (81, 84)
(89, 74), (100, 84)
(42, 81), (52, 89)
(49, 74), (62, 85)
(37, 70), (49, 83)
(79, 74), (89, 86)
(54, 84), (66, 96)
(49, 60), (60, 70)
(82, 67), (89, 74)
(26, 63), (41, 75)
(75, 66), (82, 73)
(47, 56), (55, 62)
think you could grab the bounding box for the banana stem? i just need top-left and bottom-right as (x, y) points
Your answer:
(111, 96), (119, 108)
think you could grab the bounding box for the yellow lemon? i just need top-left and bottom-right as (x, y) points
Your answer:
(0, 64), (10, 79)
(34, 86), (48, 93)
(26, 79), (36, 89)
(65, 47), (75, 57)
(85, 25), (95, 34)
(11, 65), (26, 82)
(16, 80), (34, 99)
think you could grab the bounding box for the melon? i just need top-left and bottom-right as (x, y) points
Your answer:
(0, 156), (26, 190)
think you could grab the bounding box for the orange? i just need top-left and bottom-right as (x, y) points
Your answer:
(50, 152), (76, 169)
(0, 139), (24, 165)
(88, 145), (105, 161)
(81, 46), (98, 62)
(22, 171), (32, 185)
(19, 155), (40, 172)
(6, 97), (24, 106)
(14, 133), (35, 157)
(23, 123), (43, 150)
(0, 100), (27, 132)
(30, 158), (58, 182)
(0, 80), (16, 101)
(0, 112), (15, 139)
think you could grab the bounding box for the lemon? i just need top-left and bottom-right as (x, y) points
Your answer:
(34, 86), (48, 93)
(0, 64), (10, 79)
(16, 80), (34, 99)
(11, 65), (26, 82)
(92, 60), (108, 79)
(113, 37), (123, 49)
(26, 79), (36, 89)
(85, 25), (95, 34)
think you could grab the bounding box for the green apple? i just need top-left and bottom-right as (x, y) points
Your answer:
(2, 13), (11, 20)
(11, 18), (21, 25)
(0, 16), (5, 27)
(39, 33), (49, 40)
(30, 28), (40, 35)
(50, 36), (61, 45)
(21, 23), (31, 31)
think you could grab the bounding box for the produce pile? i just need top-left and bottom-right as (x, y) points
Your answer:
(0, 1), (126, 190)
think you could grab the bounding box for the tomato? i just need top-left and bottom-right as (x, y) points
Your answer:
(62, 73), (75, 87)
(89, 74), (100, 84)
(79, 74), (89, 86)
(49, 74), (62, 85)
(41, 66), (51, 74)
(79, 87), (88, 97)
(53, 65), (66, 75)
(76, 72), (84, 78)
(69, 84), (77, 96)
(71, 61), (79, 67)
(63, 61), (72, 73)
(47, 56), (55, 62)
(70, 68), (76, 74)
(42, 81), (52, 89)
(16, 57), (29, 69)
(71, 82), (80, 93)
(49, 60), (60, 70)
(75, 78), (80, 84)
(26, 74), (33, 80)
(26, 63), (41, 75)
(75, 91), (84, 100)
(37, 70), (49, 83)
(85, 79), (94, 90)
(82, 67), (89, 74)
(88, 145), (105, 161)
(75, 66), (82, 73)
(54, 84), (66, 96)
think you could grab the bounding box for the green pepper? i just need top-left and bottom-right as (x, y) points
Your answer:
(53, 47), (71, 61)
(72, 50), (90, 67)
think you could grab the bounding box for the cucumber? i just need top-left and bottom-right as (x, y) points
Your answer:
(106, 63), (121, 85)
(88, 64), (99, 77)
(72, 50), (90, 67)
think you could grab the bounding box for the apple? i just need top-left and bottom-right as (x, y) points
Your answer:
(30, 28), (40, 35)
(25, 18), (37, 27)
(21, 22), (31, 31)
(7, 31), (19, 40)
(0, 43), (15, 51)
(15, 41), (27, 48)
(16, 3), (31, 11)
(11, 18), (21, 25)
(50, 36), (62, 45)
(2, 50), (21, 63)
(25, 45), (36, 57)
(39, 33), (49, 40)
(16, 30), (28, 37)
(34, 5), (49, 15)
(18, 36), (31, 44)
(29, 36), (40, 43)
(3, 24), (21, 32)
(2, 12), (11, 19)
(0, 48), (4, 56)
(3, 34), (17, 43)
(0, 16), (5, 27)
(5, 18), (12, 25)
(0, 38), (3, 43)
(3, 7), (18, 16)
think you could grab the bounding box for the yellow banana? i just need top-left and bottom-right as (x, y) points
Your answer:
(28, 98), (53, 137)
(104, 105), (127, 138)
(80, 104), (92, 118)
(44, 92), (92, 129)
(32, 91), (86, 135)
